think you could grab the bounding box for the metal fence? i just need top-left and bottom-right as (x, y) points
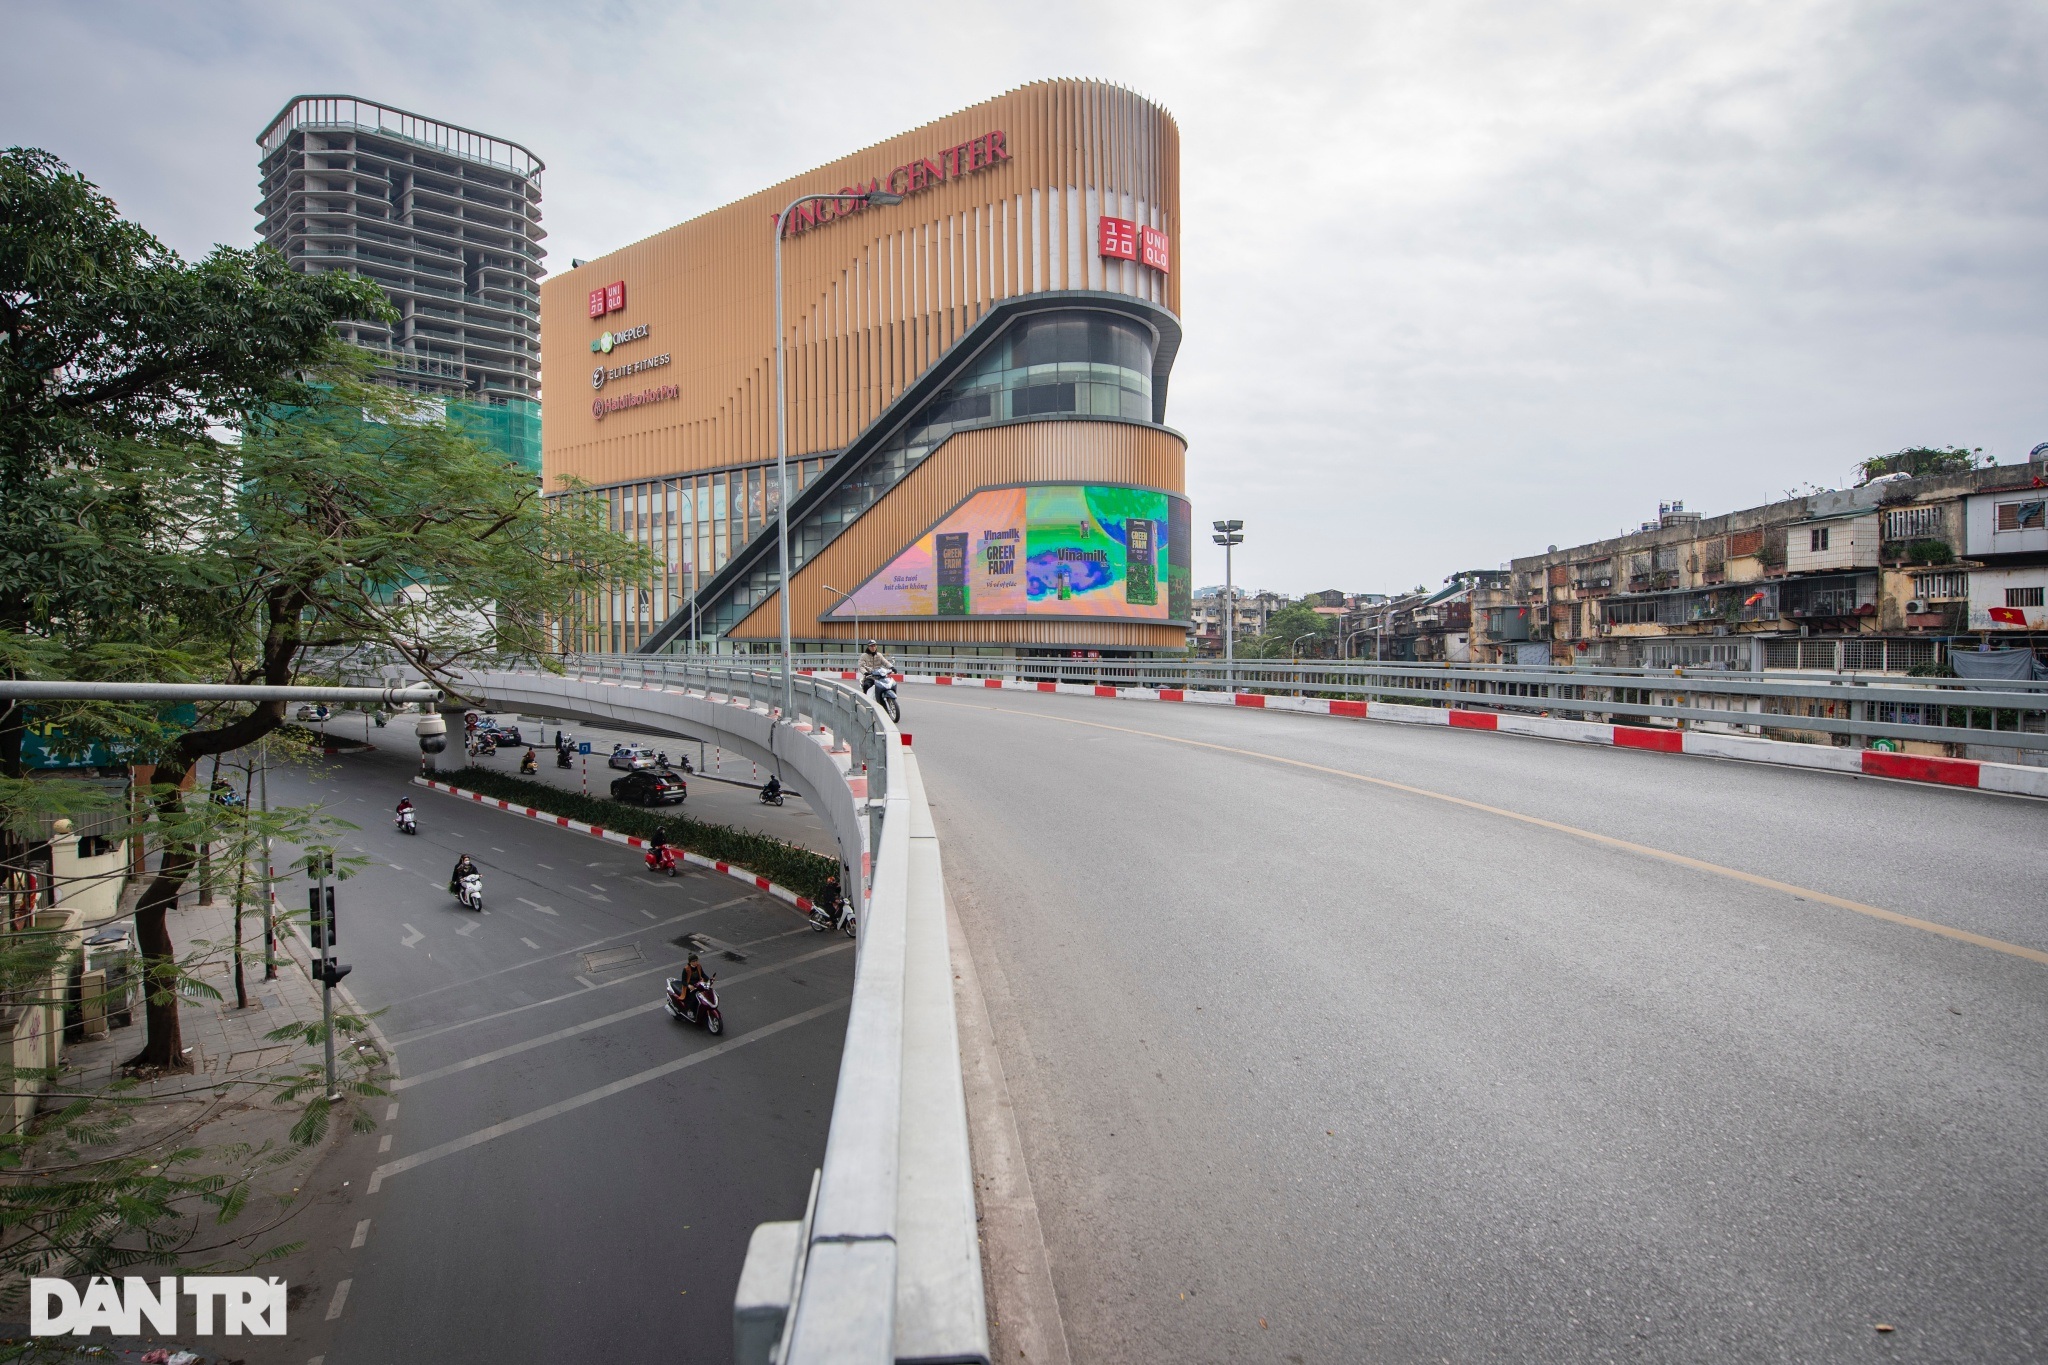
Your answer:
(765, 652), (2048, 755)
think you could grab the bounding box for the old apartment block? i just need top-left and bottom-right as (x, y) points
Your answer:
(1496, 454), (2048, 674)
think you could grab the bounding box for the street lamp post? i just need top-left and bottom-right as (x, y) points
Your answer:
(1212, 520), (1243, 687)
(773, 185), (904, 722)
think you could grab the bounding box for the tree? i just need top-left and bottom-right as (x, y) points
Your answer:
(1249, 598), (1337, 658)
(1854, 446), (1986, 485)
(1, 148), (650, 1069)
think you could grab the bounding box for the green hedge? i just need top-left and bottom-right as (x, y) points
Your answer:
(437, 768), (841, 901)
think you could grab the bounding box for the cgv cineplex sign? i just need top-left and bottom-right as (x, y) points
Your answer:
(776, 129), (1012, 237)
(32, 1276), (287, 1337)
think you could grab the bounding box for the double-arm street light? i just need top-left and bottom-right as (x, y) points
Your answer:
(772, 184), (904, 722)
(1211, 520), (1244, 685)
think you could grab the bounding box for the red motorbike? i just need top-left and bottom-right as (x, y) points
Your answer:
(665, 974), (722, 1035)
(644, 844), (677, 877)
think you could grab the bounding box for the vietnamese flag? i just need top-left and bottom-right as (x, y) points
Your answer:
(1743, 590), (1767, 607)
(1988, 605), (2028, 625)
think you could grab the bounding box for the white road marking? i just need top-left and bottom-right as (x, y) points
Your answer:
(491, 847), (506, 852)
(400, 925), (424, 948)
(392, 942), (853, 1075)
(456, 921), (479, 937)
(536, 862), (553, 869)
(575, 975), (596, 988)
(586, 861), (604, 868)
(378, 1134), (392, 1152)
(393, 1000), (660, 1091)
(385, 1103), (399, 1120)
(521, 937), (541, 950)
(516, 897), (558, 915)
(388, 864), (404, 870)
(351, 1219), (370, 1249)
(640, 908), (658, 919)
(367, 999), (849, 1192)
(325, 1279), (352, 1320)
(579, 886), (612, 902)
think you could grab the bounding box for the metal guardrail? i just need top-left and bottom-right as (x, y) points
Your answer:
(778, 652), (2048, 754)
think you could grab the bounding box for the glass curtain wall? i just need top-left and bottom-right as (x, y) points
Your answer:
(701, 309), (1158, 637)
(556, 456), (827, 653)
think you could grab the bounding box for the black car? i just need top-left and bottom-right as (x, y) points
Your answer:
(611, 770), (687, 806)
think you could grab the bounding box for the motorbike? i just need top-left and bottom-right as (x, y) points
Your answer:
(665, 974), (723, 1035)
(759, 780), (785, 807)
(455, 870), (484, 912)
(556, 746), (574, 769)
(519, 750), (538, 774)
(865, 668), (901, 723)
(645, 844), (678, 877)
(395, 808), (417, 835)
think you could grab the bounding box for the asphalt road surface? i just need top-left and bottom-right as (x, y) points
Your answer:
(264, 740), (853, 1363)
(913, 688), (2048, 1364)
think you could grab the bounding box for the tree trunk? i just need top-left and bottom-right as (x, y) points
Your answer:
(127, 766), (193, 1072)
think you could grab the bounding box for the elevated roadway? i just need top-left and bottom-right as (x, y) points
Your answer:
(914, 686), (2046, 1363)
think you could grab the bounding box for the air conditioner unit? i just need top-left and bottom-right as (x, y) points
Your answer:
(1906, 599), (1929, 614)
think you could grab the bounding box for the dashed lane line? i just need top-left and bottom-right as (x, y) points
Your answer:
(377, 909), (712, 1012)
(389, 942), (853, 1093)
(389, 939), (855, 1052)
(367, 997), (850, 1192)
(521, 937), (541, 950)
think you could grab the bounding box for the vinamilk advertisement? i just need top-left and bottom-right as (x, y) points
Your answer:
(826, 484), (1188, 622)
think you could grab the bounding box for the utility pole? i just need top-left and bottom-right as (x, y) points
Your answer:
(1212, 520), (1244, 687)
(259, 755), (277, 981)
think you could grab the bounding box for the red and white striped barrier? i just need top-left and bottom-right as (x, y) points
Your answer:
(412, 777), (819, 911)
(793, 669), (2048, 799)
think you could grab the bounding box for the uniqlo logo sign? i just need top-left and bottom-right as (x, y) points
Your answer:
(1098, 216), (1137, 262)
(1140, 226), (1170, 273)
(1098, 217), (1169, 274)
(588, 280), (627, 319)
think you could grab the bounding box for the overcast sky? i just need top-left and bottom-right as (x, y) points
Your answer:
(8, 1), (2044, 594)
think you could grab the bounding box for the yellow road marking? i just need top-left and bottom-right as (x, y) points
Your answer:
(922, 695), (2048, 968)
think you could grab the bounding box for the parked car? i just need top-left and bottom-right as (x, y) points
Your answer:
(294, 704), (330, 722)
(609, 743), (655, 771)
(472, 716), (523, 746)
(611, 770), (687, 806)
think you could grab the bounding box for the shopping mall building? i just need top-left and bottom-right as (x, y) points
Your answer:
(542, 79), (1189, 657)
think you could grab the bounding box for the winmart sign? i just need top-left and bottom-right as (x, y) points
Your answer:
(32, 1276), (286, 1337)
(778, 130), (1012, 238)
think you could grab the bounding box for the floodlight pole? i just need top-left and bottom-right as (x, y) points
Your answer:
(773, 185), (904, 723)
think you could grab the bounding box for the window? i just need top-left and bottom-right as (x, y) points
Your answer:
(1882, 506), (1942, 540)
(1995, 500), (2046, 531)
(1809, 527), (1830, 552)
(1912, 571), (1968, 600)
(2007, 586), (2046, 607)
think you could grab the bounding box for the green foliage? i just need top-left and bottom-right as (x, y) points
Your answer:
(1904, 538), (1955, 566)
(1246, 599), (1337, 658)
(439, 769), (841, 901)
(1855, 446), (1986, 485)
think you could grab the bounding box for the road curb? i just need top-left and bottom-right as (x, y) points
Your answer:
(412, 776), (818, 912)
(794, 668), (2048, 799)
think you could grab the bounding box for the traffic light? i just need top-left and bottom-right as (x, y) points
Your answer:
(314, 961), (353, 987)
(306, 886), (337, 950)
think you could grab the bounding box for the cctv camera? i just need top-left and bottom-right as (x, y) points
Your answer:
(416, 713), (448, 754)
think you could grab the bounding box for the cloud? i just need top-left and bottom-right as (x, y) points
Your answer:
(8, 0), (2044, 593)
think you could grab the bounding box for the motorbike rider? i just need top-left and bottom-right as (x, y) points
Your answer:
(519, 746), (538, 773)
(649, 824), (671, 865)
(820, 873), (847, 927)
(677, 952), (709, 1012)
(858, 640), (894, 694)
(761, 773), (782, 803)
(395, 796), (415, 817)
(448, 852), (479, 894)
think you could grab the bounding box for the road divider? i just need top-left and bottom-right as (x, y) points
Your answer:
(414, 776), (822, 913)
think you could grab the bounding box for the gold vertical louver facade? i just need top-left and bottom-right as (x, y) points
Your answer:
(542, 78), (1187, 654)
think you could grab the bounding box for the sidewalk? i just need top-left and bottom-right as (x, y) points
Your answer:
(17, 880), (386, 1362)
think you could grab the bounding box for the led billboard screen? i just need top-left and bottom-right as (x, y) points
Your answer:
(825, 484), (1191, 622)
